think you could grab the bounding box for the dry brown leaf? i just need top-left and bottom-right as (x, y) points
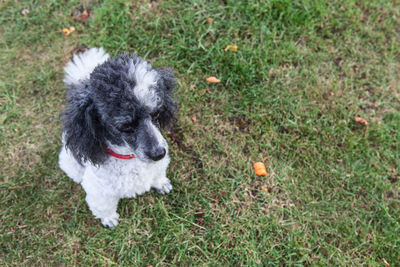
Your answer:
(354, 116), (368, 125)
(335, 57), (343, 67)
(206, 76), (221, 83)
(210, 241), (215, 248)
(382, 258), (390, 267)
(75, 9), (89, 23)
(200, 88), (212, 96)
(207, 17), (213, 24)
(191, 116), (198, 123)
(73, 45), (88, 54)
(194, 210), (204, 218)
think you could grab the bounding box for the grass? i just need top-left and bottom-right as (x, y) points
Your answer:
(0, 0), (399, 265)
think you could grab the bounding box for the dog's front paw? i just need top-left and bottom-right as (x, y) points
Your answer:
(156, 179), (173, 195)
(100, 213), (120, 228)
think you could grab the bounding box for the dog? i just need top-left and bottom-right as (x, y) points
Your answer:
(58, 47), (177, 228)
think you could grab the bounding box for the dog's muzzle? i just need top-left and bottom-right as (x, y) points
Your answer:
(146, 147), (166, 161)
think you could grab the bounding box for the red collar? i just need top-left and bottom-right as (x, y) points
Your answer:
(106, 148), (135, 159)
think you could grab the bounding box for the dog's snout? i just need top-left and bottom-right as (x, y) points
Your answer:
(147, 147), (166, 161)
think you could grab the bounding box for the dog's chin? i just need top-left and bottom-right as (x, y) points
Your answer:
(109, 142), (156, 163)
(132, 151), (149, 162)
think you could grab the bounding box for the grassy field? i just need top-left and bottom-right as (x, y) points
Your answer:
(1, 0), (399, 265)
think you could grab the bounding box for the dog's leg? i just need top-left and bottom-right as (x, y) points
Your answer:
(151, 157), (173, 194)
(81, 174), (120, 228)
(152, 176), (173, 195)
(86, 194), (120, 228)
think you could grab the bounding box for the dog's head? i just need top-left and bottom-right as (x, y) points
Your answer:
(62, 54), (177, 164)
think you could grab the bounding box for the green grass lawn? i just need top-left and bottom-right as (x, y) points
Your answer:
(1, 0), (399, 265)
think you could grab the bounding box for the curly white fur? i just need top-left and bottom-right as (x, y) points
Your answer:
(59, 142), (171, 228)
(63, 47), (109, 86)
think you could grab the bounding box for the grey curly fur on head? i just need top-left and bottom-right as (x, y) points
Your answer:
(62, 53), (178, 165)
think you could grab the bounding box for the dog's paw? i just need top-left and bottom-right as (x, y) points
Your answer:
(156, 179), (173, 195)
(100, 213), (120, 228)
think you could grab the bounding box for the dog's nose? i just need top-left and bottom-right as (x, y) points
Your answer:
(147, 147), (166, 161)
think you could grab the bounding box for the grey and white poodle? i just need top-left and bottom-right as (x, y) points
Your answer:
(58, 48), (177, 228)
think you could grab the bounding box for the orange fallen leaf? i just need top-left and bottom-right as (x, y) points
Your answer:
(207, 17), (213, 24)
(261, 185), (269, 193)
(354, 116), (368, 125)
(61, 26), (75, 36)
(224, 45), (238, 52)
(206, 76), (220, 83)
(253, 162), (267, 176)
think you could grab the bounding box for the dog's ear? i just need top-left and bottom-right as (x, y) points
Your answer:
(158, 68), (177, 92)
(62, 82), (108, 165)
(157, 68), (178, 129)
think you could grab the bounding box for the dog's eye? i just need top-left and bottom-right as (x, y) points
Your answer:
(152, 112), (160, 120)
(118, 123), (135, 133)
(151, 112), (161, 128)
